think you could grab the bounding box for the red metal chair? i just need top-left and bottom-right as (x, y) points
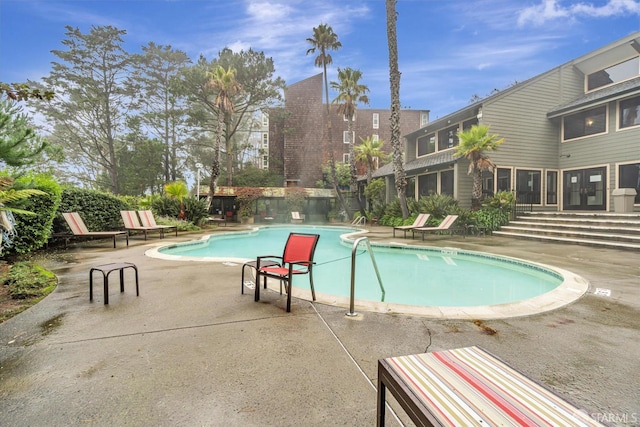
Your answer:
(254, 233), (320, 312)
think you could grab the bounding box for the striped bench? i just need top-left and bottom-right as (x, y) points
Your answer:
(377, 346), (604, 426)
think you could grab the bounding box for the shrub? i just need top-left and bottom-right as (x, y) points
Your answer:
(4, 174), (62, 256)
(183, 197), (208, 226)
(417, 194), (459, 218)
(3, 261), (57, 299)
(54, 187), (128, 233)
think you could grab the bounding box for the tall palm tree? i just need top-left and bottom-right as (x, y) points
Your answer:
(331, 67), (369, 216)
(206, 65), (242, 200)
(386, 0), (409, 219)
(306, 24), (349, 214)
(455, 124), (504, 210)
(355, 136), (386, 185)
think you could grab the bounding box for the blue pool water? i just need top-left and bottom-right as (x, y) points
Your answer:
(157, 225), (563, 307)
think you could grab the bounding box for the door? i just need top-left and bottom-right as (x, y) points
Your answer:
(563, 167), (607, 210)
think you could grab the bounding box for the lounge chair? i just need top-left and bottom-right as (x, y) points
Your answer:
(252, 232), (320, 312)
(412, 214), (458, 240)
(392, 213), (430, 238)
(291, 211), (305, 224)
(120, 210), (167, 240)
(137, 210), (178, 237)
(61, 212), (128, 248)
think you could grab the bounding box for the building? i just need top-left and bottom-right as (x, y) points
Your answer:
(375, 32), (640, 213)
(269, 73), (429, 188)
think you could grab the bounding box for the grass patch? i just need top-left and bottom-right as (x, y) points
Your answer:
(0, 261), (57, 323)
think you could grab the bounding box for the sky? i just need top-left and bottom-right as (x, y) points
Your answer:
(1, 0), (640, 120)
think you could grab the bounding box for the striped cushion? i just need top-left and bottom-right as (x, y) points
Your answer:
(138, 210), (157, 227)
(62, 212), (90, 235)
(384, 346), (603, 426)
(120, 210), (142, 228)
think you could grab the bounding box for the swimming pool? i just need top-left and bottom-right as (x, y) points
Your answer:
(147, 225), (588, 318)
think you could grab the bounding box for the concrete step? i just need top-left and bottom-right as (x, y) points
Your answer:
(507, 221), (640, 236)
(493, 230), (640, 250)
(500, 225), (640, 243)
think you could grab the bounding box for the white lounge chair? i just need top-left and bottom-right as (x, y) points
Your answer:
(393, 213), (430, 238)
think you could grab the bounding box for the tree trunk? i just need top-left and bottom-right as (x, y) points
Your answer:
(386, 0), (408, 219)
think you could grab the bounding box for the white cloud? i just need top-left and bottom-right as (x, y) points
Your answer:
(518, 0), (640, 27)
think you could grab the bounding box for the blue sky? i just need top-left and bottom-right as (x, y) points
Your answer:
(1, 0), (640, 119)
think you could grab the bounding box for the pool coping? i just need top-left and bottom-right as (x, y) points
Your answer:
(144, 227), (591, 320)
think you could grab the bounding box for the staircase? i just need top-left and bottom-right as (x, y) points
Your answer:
(494, 211), (640, 250)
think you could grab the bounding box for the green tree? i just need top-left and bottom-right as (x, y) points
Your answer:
(355, 136), (386, 185)
(164, 181), (189, 219)
(206, 65), (242, 198)
(180, 49), (284, 187)
(0, 100), (48, 168)
(1, 82), (54, 102)
(331, 67), (369, 215)
(306, 24), (349, 214)
(117, 122), (165, 196)
(36, 25), (134, 193)
(133, 42), (192, 183)
(455, 124), (504, 209)
(386, 0), (409, 219)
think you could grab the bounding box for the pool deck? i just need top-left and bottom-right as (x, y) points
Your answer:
(1, 223), (639, 426)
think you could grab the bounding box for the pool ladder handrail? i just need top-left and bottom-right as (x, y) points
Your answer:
(347, 237), (385, 317)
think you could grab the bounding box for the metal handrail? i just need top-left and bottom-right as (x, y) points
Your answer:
(347, 237), (385, 317)
(351, 215), (367, 225)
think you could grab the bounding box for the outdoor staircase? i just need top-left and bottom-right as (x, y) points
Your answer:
(494, 211), (640, 251)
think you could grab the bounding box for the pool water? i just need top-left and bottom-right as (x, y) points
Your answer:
(157, 226), (563, 307)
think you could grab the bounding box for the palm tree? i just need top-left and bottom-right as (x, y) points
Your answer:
(355, 136), (386, 185)
(386, 0), (409, 219)
(206, 65), (242, 200)
(306, 24), (349, 214)
(164, 180), (189, 219)
(0, 176), (45, 254)
(331, 67), (369, 216)
(454, 124), (504, 210)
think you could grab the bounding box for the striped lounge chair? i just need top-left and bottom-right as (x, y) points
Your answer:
(137, 210), (178, 237)
(61, 212), (128, 248)
(377, 346), (605, 426)
(393, 213), (430, 238)
(120, 210), (167, 240)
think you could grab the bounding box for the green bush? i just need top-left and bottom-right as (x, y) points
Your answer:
(4, 174), (62, 256)
(151, 196), (180, 218)
(183, 197), (208, 225)
(475, 191), (514, 232)
(417, 194), (459, 218)
(54, 187), (129, 233)
(3, 261), (57, 299)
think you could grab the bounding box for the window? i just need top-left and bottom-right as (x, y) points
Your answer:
(262, 133), (268, 148)
(406, 177), (416, 199)
(418, 173), (437, 197)
(262, 155), (268, 169)
(417, 133), (436, 157)
(496, 168), (512, 192)
(372, 134), (379, 143)
(618, 162), (640, 204)
(343, 131), (354, 144)
(420, 112), (429, 127)
(438, 125), (459, 150)
(482, 170), (494, 197)
(587, 56), (640, 91)
(343, 113), (355, 121)
(462, 118), (478, 131)
(546, 170), (558, 205)
(262, 113), (269, 127)
(619, 95), (640, 129)
(373, 113), (379, 129)
(441, 170), (454, 196)
(343, 153), (350, 163)
(563, 106), (607, 140)
(516, 169), (541, 204)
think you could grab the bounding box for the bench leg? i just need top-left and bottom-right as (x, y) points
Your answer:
(103, 275), (109, 305)
(377, 375), (386, 426)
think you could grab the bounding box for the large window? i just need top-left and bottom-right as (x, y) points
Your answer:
(619, 95), (640, 129)
(497, 168), (512, 192)
(417, 133), (436, 157)
(587, 56), (639, 91)
(462, 118), (478, 131)
(619, 162), (640, 204)
(563, 106), (607, 140)
(516, 169), (541, 204)
(418, 174), (437, 197)
(262, 133), (268, 148)
(438, 125), (459, 150)
(441, 170), (454, 196)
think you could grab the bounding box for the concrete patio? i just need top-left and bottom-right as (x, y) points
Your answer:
(0, 224), (638, 426)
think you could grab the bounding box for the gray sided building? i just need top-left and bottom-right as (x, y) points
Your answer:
(376, 32), (640, 213)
